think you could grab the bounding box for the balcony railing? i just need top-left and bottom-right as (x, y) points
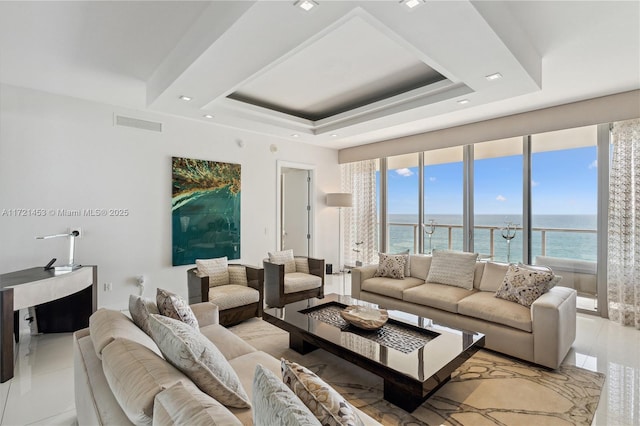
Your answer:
(387, 222), (597, 261)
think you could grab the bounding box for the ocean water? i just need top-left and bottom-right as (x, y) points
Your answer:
(387, 214), (597, 263)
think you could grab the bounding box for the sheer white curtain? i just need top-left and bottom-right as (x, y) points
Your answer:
(341, 160), (378, 265)
(608, 118), (640, 328)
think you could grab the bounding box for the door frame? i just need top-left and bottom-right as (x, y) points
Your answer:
(276, 160), (316, 257)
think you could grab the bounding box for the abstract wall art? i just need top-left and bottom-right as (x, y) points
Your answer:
(172, 156), (241, 266)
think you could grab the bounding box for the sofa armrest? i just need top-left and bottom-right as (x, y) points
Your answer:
(531, 286), (577, 369)
(351, 265), (378, 299)
(191, 302), (219, 327)
(245, 265), (264, 317)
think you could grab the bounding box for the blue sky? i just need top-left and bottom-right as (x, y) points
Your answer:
(384, 146), (598, 215)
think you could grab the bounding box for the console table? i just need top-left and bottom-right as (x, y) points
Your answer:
(0, 265), (97, 382)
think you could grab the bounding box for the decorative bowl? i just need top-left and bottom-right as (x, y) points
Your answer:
(340, 305), (389, 330)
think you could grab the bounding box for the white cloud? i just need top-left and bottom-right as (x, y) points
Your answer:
(429, 177), (436, 182)
(588, 160), (598, 169)
(531, 180), (540, 187)
(496, 195), (507, 202)
(396, 168), (414, 177)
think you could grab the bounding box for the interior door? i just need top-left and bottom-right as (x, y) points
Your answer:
(281, 168), (310, 256)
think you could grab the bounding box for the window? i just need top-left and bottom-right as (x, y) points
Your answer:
(387, 153), (419, 253)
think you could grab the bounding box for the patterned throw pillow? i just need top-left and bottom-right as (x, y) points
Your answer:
(228, 265), (248, 286)
(156, 288), (199, 328)
(426, 249), (478, 290)
(374, 252), (407, 279)
(268, 249), (296, 273)
(253, 365), (321, 426)
(518, 263), (561, 292)
(393, 249), (411, 277)
(196, 257), (230, 287)
(281, 359), (364, 426)
(148, 314), (251, 408)
(495, 263), (555, 307)
(128, 294), (159, 336)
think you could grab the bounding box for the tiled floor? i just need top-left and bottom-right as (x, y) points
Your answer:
(0, 274), (638, 425)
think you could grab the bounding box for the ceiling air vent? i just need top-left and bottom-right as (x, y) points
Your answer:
(115, 115), (162, 132)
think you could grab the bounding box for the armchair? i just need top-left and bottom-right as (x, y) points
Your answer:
(263, 251), (325, 308)
(187, 261), (263, 326)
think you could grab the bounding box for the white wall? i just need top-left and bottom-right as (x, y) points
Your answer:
(0, 84), (341, 310)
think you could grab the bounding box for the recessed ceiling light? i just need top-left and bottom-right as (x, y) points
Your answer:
(401, 0), (424, 9)
(203, 114), (214, 119)
(291, 134), (300, 138)
(331, 134), (338, 137)
(294, 0), (318, 11)
(485, 72), (503, 81)
(179, 95), (192, 101)
(457, 99), (470, 105)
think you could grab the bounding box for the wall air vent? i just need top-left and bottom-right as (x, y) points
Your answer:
(115, 115), (163, 132)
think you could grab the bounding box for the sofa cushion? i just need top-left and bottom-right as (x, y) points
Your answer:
(374, 252), (407, 279)
(89, 308), (162, 359)
(457, 291), (533, 332)
(148, 314), (251, 408)
(156, 288), (199, 328)
(495, 264), (554, 307)
(269, 249), (296, 274)
(253, 364), (321, 426)
(199, 324), (257, 361)
(228, 265), (248, 286)
(403, 283), (475, 313)
(361, 277), (424, 299)
(426, 250), (478, 290)
(129, 294), (159, 336)
(208, 284), (259, 310)
(409, 255), (431, 280)
(479, 262), (510, 292)
(101, 338), (189, 426)
(153, 382), (241, 426)
(282, 359), (363, 426)
(196, 257), (230, 286)
(284, 273), (322, 294)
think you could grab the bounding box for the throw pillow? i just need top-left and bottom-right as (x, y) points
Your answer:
(373, 252), (407, 279)
(268, 249), (296, 273)
(253, 365), (321, 426)
(518, 263), (561, 291)
(281, 359), (364, 426)
(128, 294), (159, 336)
(495, 263), (555, 307)
(153, 382), (242, 426)
(196, 257), (229, 287)
(147, 314), (251, 408)
(295, 257), (311, 274)
(156, 288), (199, 328)
(426, 249), (478, 290)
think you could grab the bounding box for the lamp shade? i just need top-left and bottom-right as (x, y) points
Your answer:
(326, 193), (353, 208)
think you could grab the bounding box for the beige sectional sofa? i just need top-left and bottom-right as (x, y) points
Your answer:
(74, 301), (380, 425)
(352, 254), (577, 369)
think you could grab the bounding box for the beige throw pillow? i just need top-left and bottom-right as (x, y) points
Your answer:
(268, 249), (296, 273)
(196, 257), (229, 287)
(495, 263), (555, 307)
(253, 365), (321, 426)
(426, 249), (478, 290)
(228, 264), (248, 286)
(147, 314), (251, 408)
(156, 288), (199, 328)
(128, 294), (159, 336)
(281, 359), (364, 426)
(374, 253), (407, 279)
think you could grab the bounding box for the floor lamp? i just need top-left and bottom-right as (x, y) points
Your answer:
(326, 193), (353, 273)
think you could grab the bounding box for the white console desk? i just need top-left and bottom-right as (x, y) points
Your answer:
(0, 266), (97, 382)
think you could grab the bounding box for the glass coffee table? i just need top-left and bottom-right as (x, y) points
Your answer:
(262, 293), (484, 412)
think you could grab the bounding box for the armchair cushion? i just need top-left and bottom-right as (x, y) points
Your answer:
(295, 257), (310, 274)
(229, 265), (248, 286)
(208, 285), (260, 310)
(196, 257), (229, 287)
(268, 249), (296, 274)
(284, 273), (322, 294)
